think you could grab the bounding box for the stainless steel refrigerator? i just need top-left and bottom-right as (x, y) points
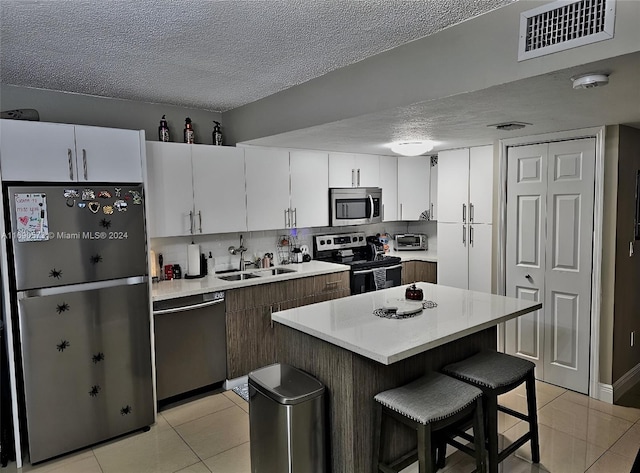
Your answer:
(4, 184), (153, 463)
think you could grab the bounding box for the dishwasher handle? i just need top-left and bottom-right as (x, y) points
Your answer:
(153, 298), (224, 315)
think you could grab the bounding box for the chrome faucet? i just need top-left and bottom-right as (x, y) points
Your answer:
(229, 234), (249, 271)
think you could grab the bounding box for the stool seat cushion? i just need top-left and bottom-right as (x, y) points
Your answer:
(442, 351), (535, 390)
(374, 372), (482, 425)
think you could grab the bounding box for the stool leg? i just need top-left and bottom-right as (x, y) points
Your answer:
(472, 398), (487, 473)
(525, 371), (541, 463)
(417, 424), (434, 473)
(373, 403), (384, 472)
(485, 395), (499, 473)
(435, 437), (446, 469)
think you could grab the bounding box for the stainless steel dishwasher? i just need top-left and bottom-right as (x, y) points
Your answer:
(153, 291), (226, 402)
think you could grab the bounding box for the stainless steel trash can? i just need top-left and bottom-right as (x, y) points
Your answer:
(248, 363), (326, 473)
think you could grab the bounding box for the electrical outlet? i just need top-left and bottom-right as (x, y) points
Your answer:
(632, 331), (635, 347)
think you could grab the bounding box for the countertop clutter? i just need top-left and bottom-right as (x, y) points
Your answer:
(151, 250), (438, 301)
(272, 282), (541, 365)
(152, 260), (350, 301)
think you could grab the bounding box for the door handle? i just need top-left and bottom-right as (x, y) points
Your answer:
(82, 149), (88, 180)
(462, 203), (467, 223)
(525, 274), (532, 281)
(68, 149), (74, 180)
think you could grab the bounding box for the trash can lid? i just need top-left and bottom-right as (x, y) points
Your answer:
(248, 363), (325, 405)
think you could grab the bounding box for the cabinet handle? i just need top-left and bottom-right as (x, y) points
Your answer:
(400, 203), (403, 220)
(67, 149), (74, 180)
(292, 208), (297, 227)
(462, 203), (466, 223)
(325, 280), (340, 288)
(198, 210), (202, 233)
(382, 204), (385, 221)
(284, 208), (290, 228)
(357, 168), (361, 187)
(470, 225), (474, 246)
(430, 203), (434, 220)
(351, 169), (355, 187)
(462, 224), (466, 246)
(82, 149), (88, 180)
(470, 203), (474, 223)
(189, 211), (194, 235)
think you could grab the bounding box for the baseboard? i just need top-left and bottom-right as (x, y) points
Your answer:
(613, 362), (640, 403)
(597, 383), (614, 404)
(224, 375), (248, 390)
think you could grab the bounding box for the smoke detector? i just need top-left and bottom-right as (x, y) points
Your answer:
(571, 73), (609, 89)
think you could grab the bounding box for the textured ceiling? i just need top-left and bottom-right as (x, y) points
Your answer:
(246, 52), (640, 154)
(0, 0), (515, 112)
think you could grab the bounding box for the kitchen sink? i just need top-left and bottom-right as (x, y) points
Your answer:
(251, 267), (297, 276)
(217, 273), (262, 281)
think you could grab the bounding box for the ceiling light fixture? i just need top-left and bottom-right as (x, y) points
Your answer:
(388, 141), (435, 156)
(571, 73), (609, 89)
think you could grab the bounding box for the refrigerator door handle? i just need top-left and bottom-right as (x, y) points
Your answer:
(68, 149), (74, 180)
(82, 149), (88, 180)
(18, 276), (148, 299)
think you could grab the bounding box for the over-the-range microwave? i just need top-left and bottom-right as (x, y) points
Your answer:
(329, 187), (382, 226)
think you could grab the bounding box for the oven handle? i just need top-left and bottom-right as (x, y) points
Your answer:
(352, 264), (402, 276)
(153, 298), (224, 315)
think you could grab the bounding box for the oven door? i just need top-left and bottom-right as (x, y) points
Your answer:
(351, 264), (402, 294)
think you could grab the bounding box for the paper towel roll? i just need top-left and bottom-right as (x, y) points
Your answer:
(187, 244), (201, 276)
(149, 250), (157, 278)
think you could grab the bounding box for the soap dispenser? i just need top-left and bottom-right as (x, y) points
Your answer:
(158, 115), (170, 142)
(212, 121), (223, 146)
(184, 117), (195, 144)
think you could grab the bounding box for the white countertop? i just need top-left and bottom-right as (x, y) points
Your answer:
(272, 282), (541, 365)
(152, 260), (349, 301)
(386, 249), (437, 262)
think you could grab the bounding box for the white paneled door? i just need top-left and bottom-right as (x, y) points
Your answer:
(505, 138), (595, 394)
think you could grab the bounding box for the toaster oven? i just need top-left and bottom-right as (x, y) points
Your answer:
(394, 233), (428, 251)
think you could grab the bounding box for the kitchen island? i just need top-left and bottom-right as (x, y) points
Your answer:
(271, 282), (541, 472)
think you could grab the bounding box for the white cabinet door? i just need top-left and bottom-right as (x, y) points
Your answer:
(354, 154), (380, 188)
(0, 119), (78, 182)
(75, 126), (143, 182)
(290, 150), (329, 228)
(145, 142), (194, 237)
(468, 223), (492, 292)
(397, 156), (430, 221)
(245, 148), (291, 231)
(429, 159), (438, 220)
(192, 145), (247, 234)
(328, 153), (356, 187)
(437, 148), (469, 223)
(379, 155), (398, 221)
(437, 222), (469, 289)
(469, 145), (493, 224)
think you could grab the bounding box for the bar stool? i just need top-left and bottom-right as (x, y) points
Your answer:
(442, 351), (540, 473)
(373, 372), (486, 473)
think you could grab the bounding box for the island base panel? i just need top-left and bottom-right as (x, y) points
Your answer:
(274, 323), (497, 472)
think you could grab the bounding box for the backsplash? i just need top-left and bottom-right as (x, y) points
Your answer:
(150, 221), (436, 274)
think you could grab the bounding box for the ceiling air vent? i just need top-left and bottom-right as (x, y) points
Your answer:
(518, 0), (616, 61)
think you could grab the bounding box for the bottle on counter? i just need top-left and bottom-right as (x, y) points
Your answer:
(212, 121), (223, 146)
(184, 117), (195, 144)
(159, 115), (170, 142)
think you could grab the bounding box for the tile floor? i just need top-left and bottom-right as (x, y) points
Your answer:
(4, 381), (640, 473)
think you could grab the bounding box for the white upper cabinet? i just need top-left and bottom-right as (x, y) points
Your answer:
(0, 120), (143, 182)
(397, 156), (431, 221)
(329, 152), (379, 188)
(437, 148), (469, 223)
(74, 126), (142, 182)
(438, 145), (493, 224)
(379, 155), (398, 221)
(145, 142), (247, 237)
(290, 150), (329, 228)
(145, 142), (194, 237)
(192, 145), (247, 234)
(468, 145), (493, 224)
(245, 148), (291, 231)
